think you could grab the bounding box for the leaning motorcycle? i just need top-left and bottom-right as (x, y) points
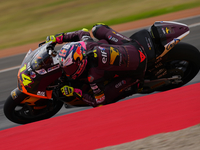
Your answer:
(4, 21), (200, 124)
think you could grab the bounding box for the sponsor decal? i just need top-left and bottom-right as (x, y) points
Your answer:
(112, 31), (131, 41)
(162, 28), (166, 34)
(108, 35), (118, 42)
(73, 45), (83, 61)
(138, 49), (146, 62)
(63, 52), (73, 66)
(62, 44), (71, 49)
(37, 91), (45, 96)
(30, 71), (36, 78)
(59, 49), (67, 57)
(162, 27), (174, 35)
(93, 50), (97, 58)
(95, 94), (105, 104)
(145, 37), (152, 50)
(20, 64), (26, 73)
(83, 51), (86, 56)
(60, 57), (63, 62)
(166, 38), (180, 51)
(36, 69), (47, 75)
(110, 47), (119, 65)
(63, 57), (73, 66)
(47, 64), (60, 72)
(11, 90), (18, 100)
(99, 46), (105, 51)
(115, 80), (126, 88)
(101, 49), (107, 64)
(166, 27), (170, 34)
(21, 73), (33, 87)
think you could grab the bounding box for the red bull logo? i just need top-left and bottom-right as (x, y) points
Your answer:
(73, 45), (83, 61)
(59, 49), (67, 57)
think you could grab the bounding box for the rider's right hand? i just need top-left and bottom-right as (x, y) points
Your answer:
(46, 33), (64, 44)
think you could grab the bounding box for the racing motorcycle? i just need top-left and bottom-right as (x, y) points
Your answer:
(4, 21), (200, 124)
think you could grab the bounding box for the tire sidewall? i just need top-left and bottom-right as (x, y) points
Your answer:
(158, 42), (200, 90)
(3, 88), (63, 124)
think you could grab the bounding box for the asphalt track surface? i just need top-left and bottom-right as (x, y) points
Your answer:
(0, 16), (200, 131)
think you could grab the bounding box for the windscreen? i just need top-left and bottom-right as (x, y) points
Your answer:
(31, 48), (53, 71)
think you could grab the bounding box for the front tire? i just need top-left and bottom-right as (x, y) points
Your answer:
(3, 88), (63, 124)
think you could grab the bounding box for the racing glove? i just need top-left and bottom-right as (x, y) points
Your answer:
(60, 85), (82, 97)
(46, 33), (64, 44)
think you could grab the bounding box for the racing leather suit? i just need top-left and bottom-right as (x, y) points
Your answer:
(57, 24), (147, 107)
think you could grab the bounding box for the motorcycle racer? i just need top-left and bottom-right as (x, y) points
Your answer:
(46, 23), (147, 107)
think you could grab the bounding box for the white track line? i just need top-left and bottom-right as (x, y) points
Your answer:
(188, 22), (200, 28)
(0, 21), (200, 74)
(0, 65), (20, 73)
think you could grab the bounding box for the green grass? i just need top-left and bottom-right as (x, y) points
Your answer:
(0, 0), (200, 50)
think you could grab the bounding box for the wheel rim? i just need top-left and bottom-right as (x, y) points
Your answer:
(164, 60), (193, 83)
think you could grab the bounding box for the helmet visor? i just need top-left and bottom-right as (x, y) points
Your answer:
(63, 62), (79, 77)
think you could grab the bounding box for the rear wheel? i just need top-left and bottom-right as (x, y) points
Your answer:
(3, 88), (63, 124)
(157, 42), (200, 90)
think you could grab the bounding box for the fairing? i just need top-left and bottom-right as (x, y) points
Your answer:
(151, 21), (190, 46)
(17, 43), (62, 99)
(151, 21), (190, 58)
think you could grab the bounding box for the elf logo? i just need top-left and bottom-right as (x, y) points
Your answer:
(101, 50), (107, 64)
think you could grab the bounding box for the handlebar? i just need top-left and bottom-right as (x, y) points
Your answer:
(38, 41), (46, 47)
(38, 41), (57, 57)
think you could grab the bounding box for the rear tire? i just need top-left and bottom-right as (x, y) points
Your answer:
(158, 42), (200, 91)
(3, 88), (63, 124)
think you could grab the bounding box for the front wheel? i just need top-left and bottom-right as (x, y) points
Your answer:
(157, 42), (200, 90)
(3, 88), (63, 124)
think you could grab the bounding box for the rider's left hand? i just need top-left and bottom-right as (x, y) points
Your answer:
(46, 33), (64, 44)
(60, 85), (83, 98)
(60, 85), (74, 97)
(46, 35), (57, 43)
